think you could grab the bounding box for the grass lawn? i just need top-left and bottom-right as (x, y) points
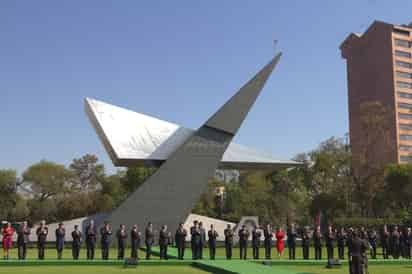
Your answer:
(282, 264), (412, 274)
(0, 266), (209, 274)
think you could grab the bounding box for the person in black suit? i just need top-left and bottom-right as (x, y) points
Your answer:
(175, 223), (187, 260)
(55, 223), (66, 259)
(199, 222), (206, 259)
(349, 230), (369, 274)
(159, 225), (169, 260)
(252, 225), (261, 259)
(17, 221), (30, 260)
(381, 225), (389, 259)
(71, 225), (82, 260)
(85, 220), (97, 260)
(131, 224), (141, 259)
(368, 229), (377, 259)
(313, 226), (322, 260)
(301, 228), (310, 260)
(224, 224), (234, 259)
(208, 224), (219, 260)
(145, 222), (154, 260)
(391, 226), (400, 259)
(325, 225), (335, 260)
(337, 227), (346, 260)
(36, 220), (48, 260)
(100, 222), (112, 260)
(407, 227), (412, 259)
(238, 225), (250, 260)
(116, 224), (127, 260)
(190, 221), (198, 259)
(263, 224), (273, 259)
(287, 223), (297, 260)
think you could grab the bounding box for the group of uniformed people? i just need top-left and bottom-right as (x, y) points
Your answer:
(2, 219), (412, 266)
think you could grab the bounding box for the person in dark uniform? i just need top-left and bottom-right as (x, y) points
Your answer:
(55, 223), (65, 259)
(381, 225), (389, 259)
(36, 220), (48, 260)
(287, 223), (297, 260)
(224, 224), (234, 259)
(238, 225), (250, 260)
(325, 225), (335, 260)
(85, 220), (97, 260)
(175, 223), (187, 260)
(190, 221), (199, 259)
(368, 228), (377, 259)
(407, 227), (412, 259)
(313, 226), (322, 260)
(337, 227), (347, 260)
(301, 227), (310, 260)
(100, 221), (112, 260)
(199, 222), (206, 259)
(145, 222), (154, 260)
(71, 225), (82, 260)
(263, 224), (273, 259)
(391, 226), (400, 259)
(159, 225), (169, 260)
(346, 227), (354, 262)
(208, 224), (219, 260)
(252, 225), (261, 259)
(349, 229), (369, 274)
(131, 224), (141, 259)
(17, 221), (30, 260)
(116, 224), (127, 260)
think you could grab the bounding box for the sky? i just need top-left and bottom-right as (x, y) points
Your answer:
(1, 0), (412, 175)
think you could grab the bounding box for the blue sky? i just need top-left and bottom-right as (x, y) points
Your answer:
(1, 0), (411, 174)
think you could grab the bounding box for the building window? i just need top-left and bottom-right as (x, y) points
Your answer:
(398, 102), (412, 110)
(399, 123), (412, 130)
(395, 39), (411, 48)
(398, 91), (412, 99)
(400, 134), (412, 140)
(397, 81), (412, 89)
(400, 155), (412, 162)
(400, 145), (412, 152)
(399, 113), (412, 120)
(396, 71), (412, 79)
(394, 28), (410, 36)
(395, 50), (412, 58)
(396, 60), (412, 68)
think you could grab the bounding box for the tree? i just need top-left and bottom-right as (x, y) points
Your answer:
(69, 154), (105, 192)
(0, 169), (19, 220)
(384, 164), (412, 219)
(123, 167), (156, 194)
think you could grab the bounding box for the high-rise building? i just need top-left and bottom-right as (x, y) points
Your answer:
(341, 20), (412, 171)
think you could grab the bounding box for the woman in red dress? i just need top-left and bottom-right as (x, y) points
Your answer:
(275, 226), (285, 258)
(2, 222), (15, 260)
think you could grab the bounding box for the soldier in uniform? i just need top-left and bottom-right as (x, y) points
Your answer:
(301, 227), (310, 260)
(17, 221), (30, 260)
(190, 221), (199, 259)
(159, 225), (169, 260)
(252, 225), (261, 259)
(400, 228), (409, 258)
(100, 221), (112, 260)
(313, 226), (322, 260)
(368, 228), (377, 259)
(391, 226), (400, 259)
(55, 223), (65, 259)
(36, 220), (48, 260)
(381, 225), (389, 259)
(349, 230), (369, 274)
(71, 225), (82, 260)
(208, 224), (219, 260)
(325, 225), (335, 260)
(337, 227), (347, 260)
(199, 222), (206, 259)
(116, 224), (127, 260)
(175, 223), (187, 260)
(131, 224), (141, 259)
(224, 224), (234, 259)
(407, 227), (412, 259)
(85, 220), (97, 260)
(238, 225), (250, 260)
(145, 222), (154, 260)
(287, 223), (297, 260)
(263, 224), (273, 259)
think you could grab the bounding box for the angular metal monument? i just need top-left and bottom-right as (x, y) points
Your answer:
(85, 53), (297, 232)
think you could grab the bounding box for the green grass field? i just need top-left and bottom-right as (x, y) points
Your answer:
(282, 265), (412, 274)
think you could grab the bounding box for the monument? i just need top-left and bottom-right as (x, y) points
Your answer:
(85, 53), (299, 233)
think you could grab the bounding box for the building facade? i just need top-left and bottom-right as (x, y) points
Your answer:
(341, 20), (412, 171)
